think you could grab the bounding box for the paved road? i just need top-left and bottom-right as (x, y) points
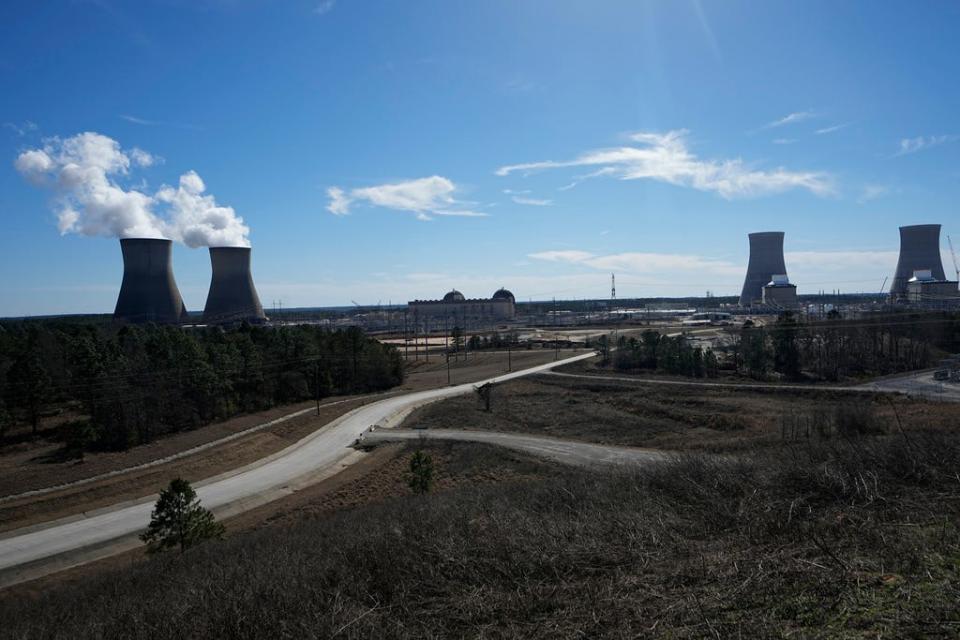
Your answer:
(360, 429), (664, 467)
(866, 371), (960, 402)
(0, 351), (597, 587)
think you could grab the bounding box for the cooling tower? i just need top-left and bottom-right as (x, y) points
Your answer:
(739, 231), (788, 307)
(114, 238), (189, 324)
(889, 224), (947, 298)
(202, 247), (266, 324)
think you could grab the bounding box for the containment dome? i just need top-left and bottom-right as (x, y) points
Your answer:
(443, 289), (465, 302)
(113, 238), (189, 324)
(492, 288), (515, 303)
(202, 247), (266, 324)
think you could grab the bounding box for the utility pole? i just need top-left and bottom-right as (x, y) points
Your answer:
(446, 352), (451, 386)
(507, 340), (512, 372)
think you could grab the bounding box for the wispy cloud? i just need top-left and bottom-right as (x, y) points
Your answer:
(895, 134), (959, 156)
(528, 250), (743, 277)
(314, 0), (335, 16)
(761, 111), (816, 130)
(511, 196), (552, 206)
(120, 114), (202, 130)
(816, 123), (848, 135)
(496, 130), (833, 199)
(856, 184), (892, 205)
(3, 120), (38, 136)
(772, 138), (796, 145)
(326, 175), (487, 221)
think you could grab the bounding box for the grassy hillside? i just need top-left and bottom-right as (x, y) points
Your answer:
(1, 434), (959, 638)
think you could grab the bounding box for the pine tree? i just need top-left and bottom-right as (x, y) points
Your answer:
(408, 450), (434, 494)
(141, 478), (224, 554)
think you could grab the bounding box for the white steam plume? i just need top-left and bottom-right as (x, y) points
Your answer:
(14, 132), (250, 247)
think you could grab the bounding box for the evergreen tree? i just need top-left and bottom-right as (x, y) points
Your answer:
(141, 478), (225, 553)
(408, 450), (434, 494)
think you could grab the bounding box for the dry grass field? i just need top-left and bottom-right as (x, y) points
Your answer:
(407, 372), (960, 452)
(1, 433), (957, 638)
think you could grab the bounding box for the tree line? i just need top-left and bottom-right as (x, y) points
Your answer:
(0, 322), (404, 453)
(600, 310), (960, 382)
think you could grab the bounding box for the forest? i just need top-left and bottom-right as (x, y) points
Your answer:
(605, 310), (960, 381)
(0, 322), (404, 453)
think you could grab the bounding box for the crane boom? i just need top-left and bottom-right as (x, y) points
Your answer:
(949, 235), (960, 280)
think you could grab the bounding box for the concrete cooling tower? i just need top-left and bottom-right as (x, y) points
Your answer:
(889, 224), (947, 299)
(739, 231), (788, 307)
(202, 247), (266, 324)
(113, 238), (189, 324)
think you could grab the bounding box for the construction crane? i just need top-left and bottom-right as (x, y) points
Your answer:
(948, 235), (960, 281)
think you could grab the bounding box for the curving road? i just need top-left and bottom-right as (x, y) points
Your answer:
(0, 352), (596, 588)
(359, 429), (664, 467)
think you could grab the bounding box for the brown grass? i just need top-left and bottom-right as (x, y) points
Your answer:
(406, 373), (960, 453)
(1, 433), (957, 638)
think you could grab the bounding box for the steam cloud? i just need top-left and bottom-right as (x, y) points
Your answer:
(14, 132), (250, 247)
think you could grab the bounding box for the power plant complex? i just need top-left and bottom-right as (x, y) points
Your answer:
(109, 222), (957, 325)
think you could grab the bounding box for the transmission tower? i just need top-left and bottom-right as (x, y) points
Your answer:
(610, 273), (616, 300)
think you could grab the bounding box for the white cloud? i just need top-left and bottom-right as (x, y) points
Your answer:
(326, 186), (352, 215)
(762, 111), (816, 129)
(15, 131), (249, 246)
(129, 147), (158, 167)
(772, 138), (796, 145)
(314, 0), (335, 15)
(496, 130), (833, 199)
(511, 196), (553, 206)
(326, 175), (486, 220)
(816, 123), (848, 135)
(155, 170), (250, 248)
(857, 184), (891, 204)
(895, 134), (958, 156)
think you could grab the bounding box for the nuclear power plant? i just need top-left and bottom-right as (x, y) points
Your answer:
(889, 224), (948, 300)
(739, 232), (790, 307)
(202, 247), (266, 324)
(113, 238), (189, 324)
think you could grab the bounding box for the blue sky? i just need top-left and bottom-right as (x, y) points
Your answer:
(1, 0), (959, 316)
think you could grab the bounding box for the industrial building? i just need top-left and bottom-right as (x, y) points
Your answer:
(408, 288), (516, 322)
(202, 247), (267, 324)
(113, 238), (189, 324)
(762, 274), (799, 308)
(739, 232), (791, 307)
(890, 224), (948, 300)
(905, 270), (959, 307)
